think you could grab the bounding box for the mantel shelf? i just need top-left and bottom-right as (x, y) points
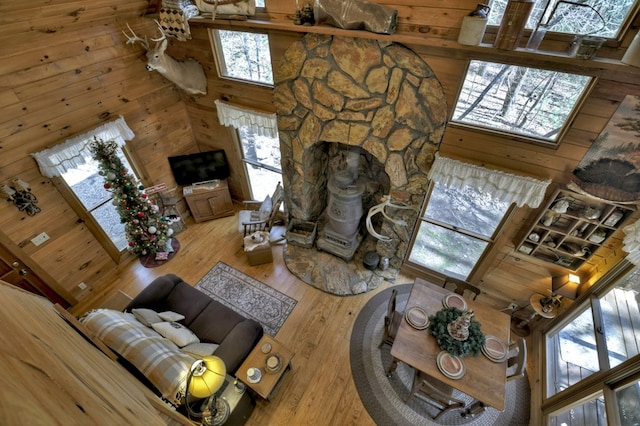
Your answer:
(188, 16), (640, 85)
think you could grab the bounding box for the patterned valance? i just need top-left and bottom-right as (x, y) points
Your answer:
(214, 99), (278, 138)
(31, 116), (134, 178)
(428, 153), (551, 208)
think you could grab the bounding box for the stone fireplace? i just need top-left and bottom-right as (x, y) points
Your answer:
(273, 34), (447, 295)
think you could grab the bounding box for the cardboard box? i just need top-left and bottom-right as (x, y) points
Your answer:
(246, 246), (273, 266)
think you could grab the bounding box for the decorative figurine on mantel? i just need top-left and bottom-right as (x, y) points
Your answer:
(300, 1), (315, 26)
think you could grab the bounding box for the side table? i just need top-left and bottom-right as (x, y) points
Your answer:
(236, 335), (294, 401)
(511, 293), (558, 337)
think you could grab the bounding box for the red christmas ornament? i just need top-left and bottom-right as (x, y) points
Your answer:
(137, 211), (145, 218)
(128, 241), (135, 246)
(104, 183), (111, 189)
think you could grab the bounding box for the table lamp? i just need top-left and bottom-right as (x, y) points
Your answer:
(185, 355), (228, 425)
(540, 273), (581, 310)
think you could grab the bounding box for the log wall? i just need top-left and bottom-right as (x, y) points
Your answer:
(1, 0), (639, 313)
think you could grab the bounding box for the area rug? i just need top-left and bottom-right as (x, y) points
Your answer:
(194, 261), (297, 336)
(350, 285), (531, 426)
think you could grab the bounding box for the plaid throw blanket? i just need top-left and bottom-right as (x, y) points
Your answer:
(81, 309), (196, 405)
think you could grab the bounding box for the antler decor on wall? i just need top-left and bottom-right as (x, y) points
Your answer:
(123, 21), (207, 95)
(0, 178), (41, 216)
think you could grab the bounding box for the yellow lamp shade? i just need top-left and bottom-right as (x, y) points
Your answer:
(188, 355), (226, 399)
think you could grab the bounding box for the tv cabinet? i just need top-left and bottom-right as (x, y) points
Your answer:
(183, 180), (234, 222)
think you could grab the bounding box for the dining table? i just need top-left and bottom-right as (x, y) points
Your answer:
(387, 277), (512, 411)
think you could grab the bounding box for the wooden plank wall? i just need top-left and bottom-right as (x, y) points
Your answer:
(0, 1), (198, 302)
(1, 0), (639, 314)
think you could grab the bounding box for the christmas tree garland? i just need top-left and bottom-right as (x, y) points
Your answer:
(89, 137), (173, 257)
(428, 307), (485, 358)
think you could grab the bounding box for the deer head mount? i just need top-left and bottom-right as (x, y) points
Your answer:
(123, 21), (207, 95)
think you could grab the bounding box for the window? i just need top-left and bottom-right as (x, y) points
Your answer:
(452, 60), (592, 144)
(487, 0), (638, 39)
(31, 117), (138, 262)
(544, 264), (640, 423)
(59, 148), (138, 254)
(237, 124), (281, 201)
(407, 182), (511, 279)
(209, 29), (273, 86)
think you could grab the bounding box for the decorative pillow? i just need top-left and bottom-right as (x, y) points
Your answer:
(258, 195), (272, 218)
(152, 322), (200, 347)
(158, 311), (185, 322)
(132, 308), (163, 326)
(181, 342), (220, 358)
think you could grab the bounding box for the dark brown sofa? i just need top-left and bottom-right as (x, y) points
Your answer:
(125, 273), (264, 373)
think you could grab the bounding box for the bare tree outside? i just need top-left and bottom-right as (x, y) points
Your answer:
(212, 29), (273, 85)
(487, 0), (636, 38)
(452, 60), (591, 143)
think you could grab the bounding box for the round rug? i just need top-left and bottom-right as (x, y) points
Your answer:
(138, 237), (180, 268)
(349, 284), (531, 426)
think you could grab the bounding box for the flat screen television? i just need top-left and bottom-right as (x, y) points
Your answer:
(167, 150), (230, 186)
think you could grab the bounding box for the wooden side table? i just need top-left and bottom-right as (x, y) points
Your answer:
(236, 335), (294, 401)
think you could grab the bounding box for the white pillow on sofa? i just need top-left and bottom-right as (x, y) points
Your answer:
(152, 321), (200, 347)
(158, 311), (185, 322)
(182, 342), (220, 358)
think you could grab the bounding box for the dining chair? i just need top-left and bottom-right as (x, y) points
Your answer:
(507, 338), (528, 381)
(378, 288), (403, 348)
(443, 276), (481, 300)
(405, 369), (466, 420)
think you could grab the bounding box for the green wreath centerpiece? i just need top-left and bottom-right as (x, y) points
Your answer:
(428, 307), (485, 358)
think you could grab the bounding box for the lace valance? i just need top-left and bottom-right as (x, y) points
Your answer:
(623, 219), (640, 267)
(31, 116), (134, 178)
(214, 100), (278, 138)
(427, 154), (551, 208)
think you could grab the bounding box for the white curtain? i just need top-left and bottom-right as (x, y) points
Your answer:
(214, 99), (278, 138)
(623, 220), (640, 267)
(428, 153), (551, 208)
(31, 116), (134, 178)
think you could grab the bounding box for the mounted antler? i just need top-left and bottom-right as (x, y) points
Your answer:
(122, 23), (150, 50)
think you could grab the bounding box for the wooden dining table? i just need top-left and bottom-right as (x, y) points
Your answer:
(387, 278), (511, 411)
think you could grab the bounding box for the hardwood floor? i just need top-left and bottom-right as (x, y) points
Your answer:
(72, 212), (417, 425)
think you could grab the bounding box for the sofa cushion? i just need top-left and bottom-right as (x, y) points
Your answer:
(188, 302), (245, 343)
(152, 322), (200, 347)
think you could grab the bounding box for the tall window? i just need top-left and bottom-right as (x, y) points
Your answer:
(407, 182), (511, 278)
(58, 148), (137, 254)
(209, 29), (273, 86)
(237, 126), (281, 201)
(31, 117), (138, 262)
(214, 100), (281, 201)
(487, 0), (638, 39)
(544, 264), (640, 424)
(407, 155), (549, 279)
(452, 60), (592, 144)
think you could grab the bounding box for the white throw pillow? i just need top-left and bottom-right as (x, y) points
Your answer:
(158, 311), (185, 322)
(182, 342), (220, 358)
(152, 322), (200, 347)
(131, 308), (163, 326)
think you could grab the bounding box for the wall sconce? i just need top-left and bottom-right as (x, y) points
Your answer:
(0, 178), (41, 216)
(540, 273), (581, 310)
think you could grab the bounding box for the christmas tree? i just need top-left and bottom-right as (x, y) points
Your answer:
(90, 137), (173, 257)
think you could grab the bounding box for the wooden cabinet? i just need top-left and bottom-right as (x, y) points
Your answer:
(516, 188), (635, 270)
(183, 180), (234, 223)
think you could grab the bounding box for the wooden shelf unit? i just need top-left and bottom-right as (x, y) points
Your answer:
(183, 179), (234, 223)
(516, 188), (636, 270)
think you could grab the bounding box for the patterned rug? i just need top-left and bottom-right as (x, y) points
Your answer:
(350, 284), (531, 426)
(194, 261), (297, 336)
